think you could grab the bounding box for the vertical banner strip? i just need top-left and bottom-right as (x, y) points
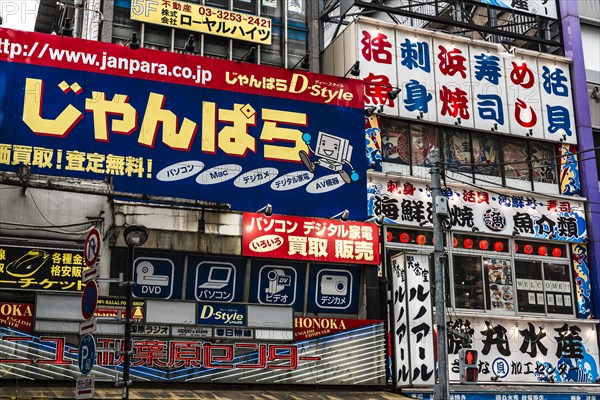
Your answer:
(405, 254), (435, 385)
(390, 253), (411, 387)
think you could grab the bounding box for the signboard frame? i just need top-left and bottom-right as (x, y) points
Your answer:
(83, 228), (101, 268)
(81, 280), (99, 321)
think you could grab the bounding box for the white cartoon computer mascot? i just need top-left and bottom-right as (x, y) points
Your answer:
(299, 131), (359, 184)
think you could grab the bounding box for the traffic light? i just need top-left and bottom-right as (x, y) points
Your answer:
(459, 348), (478, 384)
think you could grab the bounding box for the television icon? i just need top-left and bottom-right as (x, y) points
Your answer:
(314, 131), (353, 169)
(298, 131), (358, 184)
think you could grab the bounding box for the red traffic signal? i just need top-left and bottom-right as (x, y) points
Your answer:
(461, 349), (477, 365)
(459, 348), (478, 384)
(464, 367), (478, 383)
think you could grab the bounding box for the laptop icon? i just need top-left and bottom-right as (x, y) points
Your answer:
(199, 266), (232, 289)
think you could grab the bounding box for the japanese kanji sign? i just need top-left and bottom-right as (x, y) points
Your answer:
(350, 19), (576, 144)
(477, 0), (558, 19)
(130, 0), (272, 45)
(405, 254), (435, 385)
(0, 28), (367, 220)
(446, 316), (599, 384)
(0, 245), (86, 292)
(368, 176), (586, 242)
(0, 319), (387, 384)
(242, 212), (380, 265)
(389, 253), (411, 387)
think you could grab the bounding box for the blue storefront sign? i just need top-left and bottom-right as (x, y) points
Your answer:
(249, 261), (306, 310)
(197, 303), (246, 326)
(185, 257), (244, 302)
(132, 257), (178, 299)
(405, 393), (599, 400)
(306, 264), (360, 314)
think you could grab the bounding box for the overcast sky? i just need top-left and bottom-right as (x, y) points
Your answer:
(1, 0), (39, 31)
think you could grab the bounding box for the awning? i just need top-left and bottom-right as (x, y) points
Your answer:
(0, 385), (414, 400)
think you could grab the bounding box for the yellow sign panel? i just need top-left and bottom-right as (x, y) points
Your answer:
(130, 0), (272, 45)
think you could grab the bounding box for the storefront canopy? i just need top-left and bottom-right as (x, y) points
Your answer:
(0, 385), (414, 400)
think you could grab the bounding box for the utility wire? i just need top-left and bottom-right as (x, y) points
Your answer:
(0, 189), (100, 234)
(442, 152), (600, 175)
(443, 171), (583, 203)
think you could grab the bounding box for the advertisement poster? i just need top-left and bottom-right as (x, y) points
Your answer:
(242, 212), (380, 265)
(0, 28), (366, 220)
(0, 244), (86, 292)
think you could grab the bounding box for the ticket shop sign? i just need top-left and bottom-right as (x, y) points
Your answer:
(242, 212), (380, 265)
(131, 0), (272, 45)
(0, 302), (34, 332)
(0, 28), (366, 220)
(0, 245), (86, 292)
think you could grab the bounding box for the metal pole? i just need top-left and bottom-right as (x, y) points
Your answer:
(430, 148), (449, 400)
(122, 244), (134, 400)
(379, 223), (397, 388)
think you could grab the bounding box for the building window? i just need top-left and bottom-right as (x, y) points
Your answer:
(472, 133), (500, 177)
(445, 130), (472, 173)
(411, 124), (437, 166)
(381, 119), (410, 165)
(111, 0), (307, 66)
(451, 238), (573, 317)
(378, 116), (560, 192)
(543, 262), (573, 314)
(593, 130), (600, 186)
(380, 118), (438, 169)
(484, 258), (514, 312)
(530, 141), (558, 185)
(502, 137), (531, 182)
(515, 260), (546, 314)
(453, 255), (484, 310)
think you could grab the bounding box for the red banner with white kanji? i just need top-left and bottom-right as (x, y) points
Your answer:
(242, 212), (380, 265)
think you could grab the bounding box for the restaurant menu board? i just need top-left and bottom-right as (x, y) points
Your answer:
(486, 259), (514, 312)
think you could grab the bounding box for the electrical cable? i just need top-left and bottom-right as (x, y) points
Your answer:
(2, 225), (93, 235)
(442, 152), (600, 175)
(0, 189), (100, 234)
(440, 170), (600, 208)
(438, 143), (600, 170)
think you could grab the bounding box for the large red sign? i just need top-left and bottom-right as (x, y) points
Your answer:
(0, 302), (34, 332)
(294, 317), (382, 340)
(0, 28), (362, 109)
(242, 212), (380, 265)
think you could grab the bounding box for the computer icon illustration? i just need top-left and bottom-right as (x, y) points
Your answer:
(198, 265), (232, 289)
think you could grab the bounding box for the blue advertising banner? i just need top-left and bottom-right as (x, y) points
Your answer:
(109, 250), (184, 300)
(405, 393), (598, 400)
(185, 256), (244, 302)
(0, 28), (366, 219)
(306, 264), (360, 314)
(249, 260), (306, 312)
(132, 256), (177, 299)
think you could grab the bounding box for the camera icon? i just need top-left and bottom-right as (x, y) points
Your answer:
(320, 274), (348, 296)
